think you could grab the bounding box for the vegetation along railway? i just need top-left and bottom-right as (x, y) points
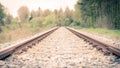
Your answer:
(0, 27), (120, 68)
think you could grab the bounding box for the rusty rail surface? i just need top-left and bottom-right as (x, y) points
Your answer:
(67, 27), (120, 57)
(0, 27), (59, 60)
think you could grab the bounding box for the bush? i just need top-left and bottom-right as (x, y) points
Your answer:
(30, 17), (43, 28)
(43, 14), (56, 27)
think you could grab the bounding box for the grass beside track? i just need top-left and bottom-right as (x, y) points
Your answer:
(72, 26), (120, 39)
(0, 24), (54, 44)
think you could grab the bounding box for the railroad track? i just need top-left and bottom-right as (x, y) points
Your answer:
(0, 27), (59, 60)
(66, 27), (120, 57)
(0, 27), (120, 60)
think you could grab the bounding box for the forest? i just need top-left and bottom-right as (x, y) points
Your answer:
(0, 0), (120, 43)
(76, 0), (120, 29)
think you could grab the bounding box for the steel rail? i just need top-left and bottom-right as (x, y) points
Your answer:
(0, 27), (59, 60)
(67, 27), (120, 57)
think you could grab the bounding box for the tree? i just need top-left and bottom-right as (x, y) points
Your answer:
(31, 7), (43, 18)
(65, 7), (71, 18)
(37, 7), (42, 17)
(53, 9), (58, 15)
(75, 0), (120, 29)
(43, 14), (57, 27)
(64, 7), (73, 26)
(0, 3), (5, 26)
(4, 14), (13, 24)
(0, 3), (5, 32)
(42, 9), (51, 17)
(18, 6), (29, 23)
(58, 8), (63, 15)
(31, 10), (37, 18)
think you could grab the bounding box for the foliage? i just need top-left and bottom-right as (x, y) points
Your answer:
(4, 14), (13, 25)
(18, 6), (29, 23)
(31, 8), (42, 18)
(30, 17), (43, 27)
(43, 14), (56, 27)
(0, 3), (5, 25)
(75, 0), (120, 29)
(0, 3), (5, 32)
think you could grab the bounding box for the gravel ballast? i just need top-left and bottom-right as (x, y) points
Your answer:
(0, 27), (120, 68)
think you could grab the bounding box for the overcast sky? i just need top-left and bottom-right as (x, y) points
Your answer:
(0, 0), (77, 17)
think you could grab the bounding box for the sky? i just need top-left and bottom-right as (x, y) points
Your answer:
(0, 0), (77, 17)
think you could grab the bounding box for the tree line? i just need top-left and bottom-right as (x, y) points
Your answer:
(0, 0), (120, 31)
(75, 0), (120, 29)
(0, 3), (77, 32)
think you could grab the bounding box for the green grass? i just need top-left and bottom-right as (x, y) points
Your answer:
(72, 26), (120, 39)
